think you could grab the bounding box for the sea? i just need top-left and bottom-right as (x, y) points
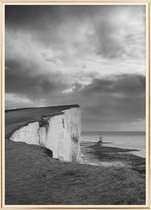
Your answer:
(81, 131), (146, 158)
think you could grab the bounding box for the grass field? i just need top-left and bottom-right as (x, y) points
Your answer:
(5, 106), (145, 205)
(5, 139), (145, 205)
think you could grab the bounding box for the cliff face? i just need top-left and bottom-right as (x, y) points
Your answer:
(10, 107), (82, 163)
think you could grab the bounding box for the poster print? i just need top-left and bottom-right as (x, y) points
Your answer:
(3, 2), (150, 209)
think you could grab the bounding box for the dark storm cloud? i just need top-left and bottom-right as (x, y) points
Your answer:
(83, 94), (145, 122)
(5, 5), (145, 58)
(5, 59), (68, 99)
(79, 74), (145, 129)
(5, 5), (144, 28)
(5, 5), (99, 46)
(81, 74), (145, 96)
(5, 5), (104, 27)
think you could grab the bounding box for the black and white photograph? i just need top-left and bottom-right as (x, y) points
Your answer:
(4, 3), (148, 206)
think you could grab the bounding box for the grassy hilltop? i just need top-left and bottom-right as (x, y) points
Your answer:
(5, 106), (145, 205)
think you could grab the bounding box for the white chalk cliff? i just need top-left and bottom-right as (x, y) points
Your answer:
(10, 107), (82, 163)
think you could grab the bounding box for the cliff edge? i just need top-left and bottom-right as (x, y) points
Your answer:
(6, 104), (82, 163)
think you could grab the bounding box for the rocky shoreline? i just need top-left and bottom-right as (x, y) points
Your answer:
(81, 141), (145, 174)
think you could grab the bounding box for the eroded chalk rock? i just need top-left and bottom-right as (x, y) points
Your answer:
(10, 107), (82, 163)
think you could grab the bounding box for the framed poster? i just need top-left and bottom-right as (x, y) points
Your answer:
(1, 1), (150, 210)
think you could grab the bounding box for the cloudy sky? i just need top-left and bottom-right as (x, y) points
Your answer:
(5, 5), (146, 131)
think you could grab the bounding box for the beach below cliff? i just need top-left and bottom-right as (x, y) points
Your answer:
(81, 141), (145, 173)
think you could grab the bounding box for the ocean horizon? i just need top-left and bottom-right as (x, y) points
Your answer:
(81, 131), (146, 158)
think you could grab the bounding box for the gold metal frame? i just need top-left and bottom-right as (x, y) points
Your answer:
(0, 1), (150, 210)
